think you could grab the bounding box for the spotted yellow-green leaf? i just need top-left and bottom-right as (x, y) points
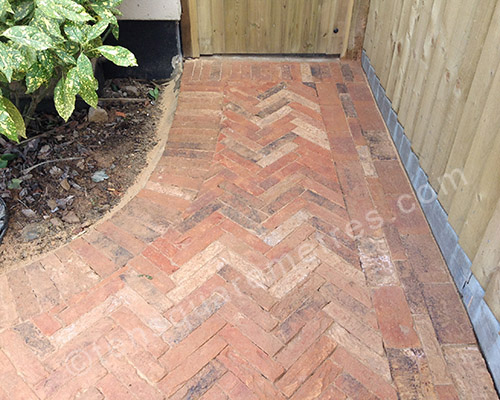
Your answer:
(77, 53), (98, 108)
(26, 53), (54, 93)
(97, 0), (122, 8)
(38, 0), (93, 22)
(0, 42), (14, 82)
(97, 45), (137, 67)
(111, 24), (119, 40)
(0, 0), (13, 16)
(3, 96), (26, 139)
(54, 67), (79, 121)
(3, 26), (54, 50)
(53, 48), (76, 65)
(90, 4), (117, 25)
(31, 13), (64, 41)
(16, 46), (34, 72)
(86, 19), (108, 42)
(0, 96), (19, 142)
(13, 1), (32, 21)
(64, 22), (85, 43)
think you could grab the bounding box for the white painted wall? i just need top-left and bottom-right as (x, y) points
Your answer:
(119, 0), (181, 20)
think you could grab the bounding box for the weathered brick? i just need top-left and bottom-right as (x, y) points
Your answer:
(158, 335), (227, 397)
(219, 325), (284, 382)
(217, 348), (285, 399)
(277, 335), (337, 396)
(372, 286), (420, 349)
(423, 283), (476, 345)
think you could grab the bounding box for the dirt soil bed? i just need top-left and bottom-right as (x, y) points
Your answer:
(0, 79), (166, 268)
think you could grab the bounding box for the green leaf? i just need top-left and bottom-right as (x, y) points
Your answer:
(3, 26), (54, 50)
(97, 0), (123, 8)
(53, 48), (76, 65)
(16, 46), (35, 72)
(31, 13), (64, 41)
(0, 96), (18, 142)
(54, 67), (79, 121)
(13, 1), (33, 22)
(3, 96), (26, 139)
(25, 53), (54, 93)
(77, 53), (98, 108)
(0, 43), (15, 82)
(90, 3), (116, 24)
(111, 24), (119, 40)
(86, 19), (108, 42)
(1, 153), (16, 161)
(64, 22), (85, 43)
(0, 160), (7, 168)
(8, 178), (22, 189)
(38, 0), (93, 22)
(148, 87), (159, 101)
(0, 0), (13, 16)
(97, 45), (137, 67)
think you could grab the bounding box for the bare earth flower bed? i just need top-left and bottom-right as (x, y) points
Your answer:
(0, 78), (163, 268)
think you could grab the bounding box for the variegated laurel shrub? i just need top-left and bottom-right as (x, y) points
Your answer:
(0, 0), (137, 142)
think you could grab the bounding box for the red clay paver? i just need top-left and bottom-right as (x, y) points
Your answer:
(0, 58), (497, 399)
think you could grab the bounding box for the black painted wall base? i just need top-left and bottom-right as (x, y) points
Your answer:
(103, 20), (181, 80)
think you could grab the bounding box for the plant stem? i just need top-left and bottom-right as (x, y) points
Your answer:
(23, 88), (48, 128)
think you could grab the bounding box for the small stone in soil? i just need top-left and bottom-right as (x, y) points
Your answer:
(60, 179), (71, 191)
(50, 217), (63, 227)
(21, 209), (37, 219)
(21, 223), (46, 242)
(62, 211), (80, 224)
(47, 200), (58, 211)
(123, 85), (140, 96)
(88, 107), (108, 123)
(92, 170), (109, 183)
(38, 145), (51, 157)
(49, 166), (63, 177)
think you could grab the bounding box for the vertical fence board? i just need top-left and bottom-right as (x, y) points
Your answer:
(190, 0), (367, 55)
(197, 0), (213, 54)
(180, 0), (200, 57)
(364, 0), (500, 295)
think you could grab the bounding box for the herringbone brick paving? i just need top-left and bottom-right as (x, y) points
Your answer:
(0, 58), (497, 399)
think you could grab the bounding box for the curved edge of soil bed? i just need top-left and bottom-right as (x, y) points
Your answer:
(4, 74), (180, 273)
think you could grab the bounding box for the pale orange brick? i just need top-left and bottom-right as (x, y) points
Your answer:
(218, 303), (283, 356)
(32, 312), (62, 336)
(160, 314), (226, 372)
(101, 351), (164, 398)
(97, 373), (135, 400)
(372, 286), (420, 349)
(142, 245), (178, 275)
(275, 310), (333, 369)
(111, 306), (169, 358)
(70, 238), (119, 277)
(127, 255), (175, 294)
(278, 335), (337, 396)
(0, 330), (48, 385)
(290, 359), (343, 400)
(158, 335), (227, 397)
(332, 346), (398, 400)
(219, 324), (284, 382)
(217, 348), (285, 400)
(96, 220), (146, 254)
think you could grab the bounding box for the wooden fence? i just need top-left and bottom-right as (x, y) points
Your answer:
(181, 0), (369, 57)
(364, 0), (500, 318)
